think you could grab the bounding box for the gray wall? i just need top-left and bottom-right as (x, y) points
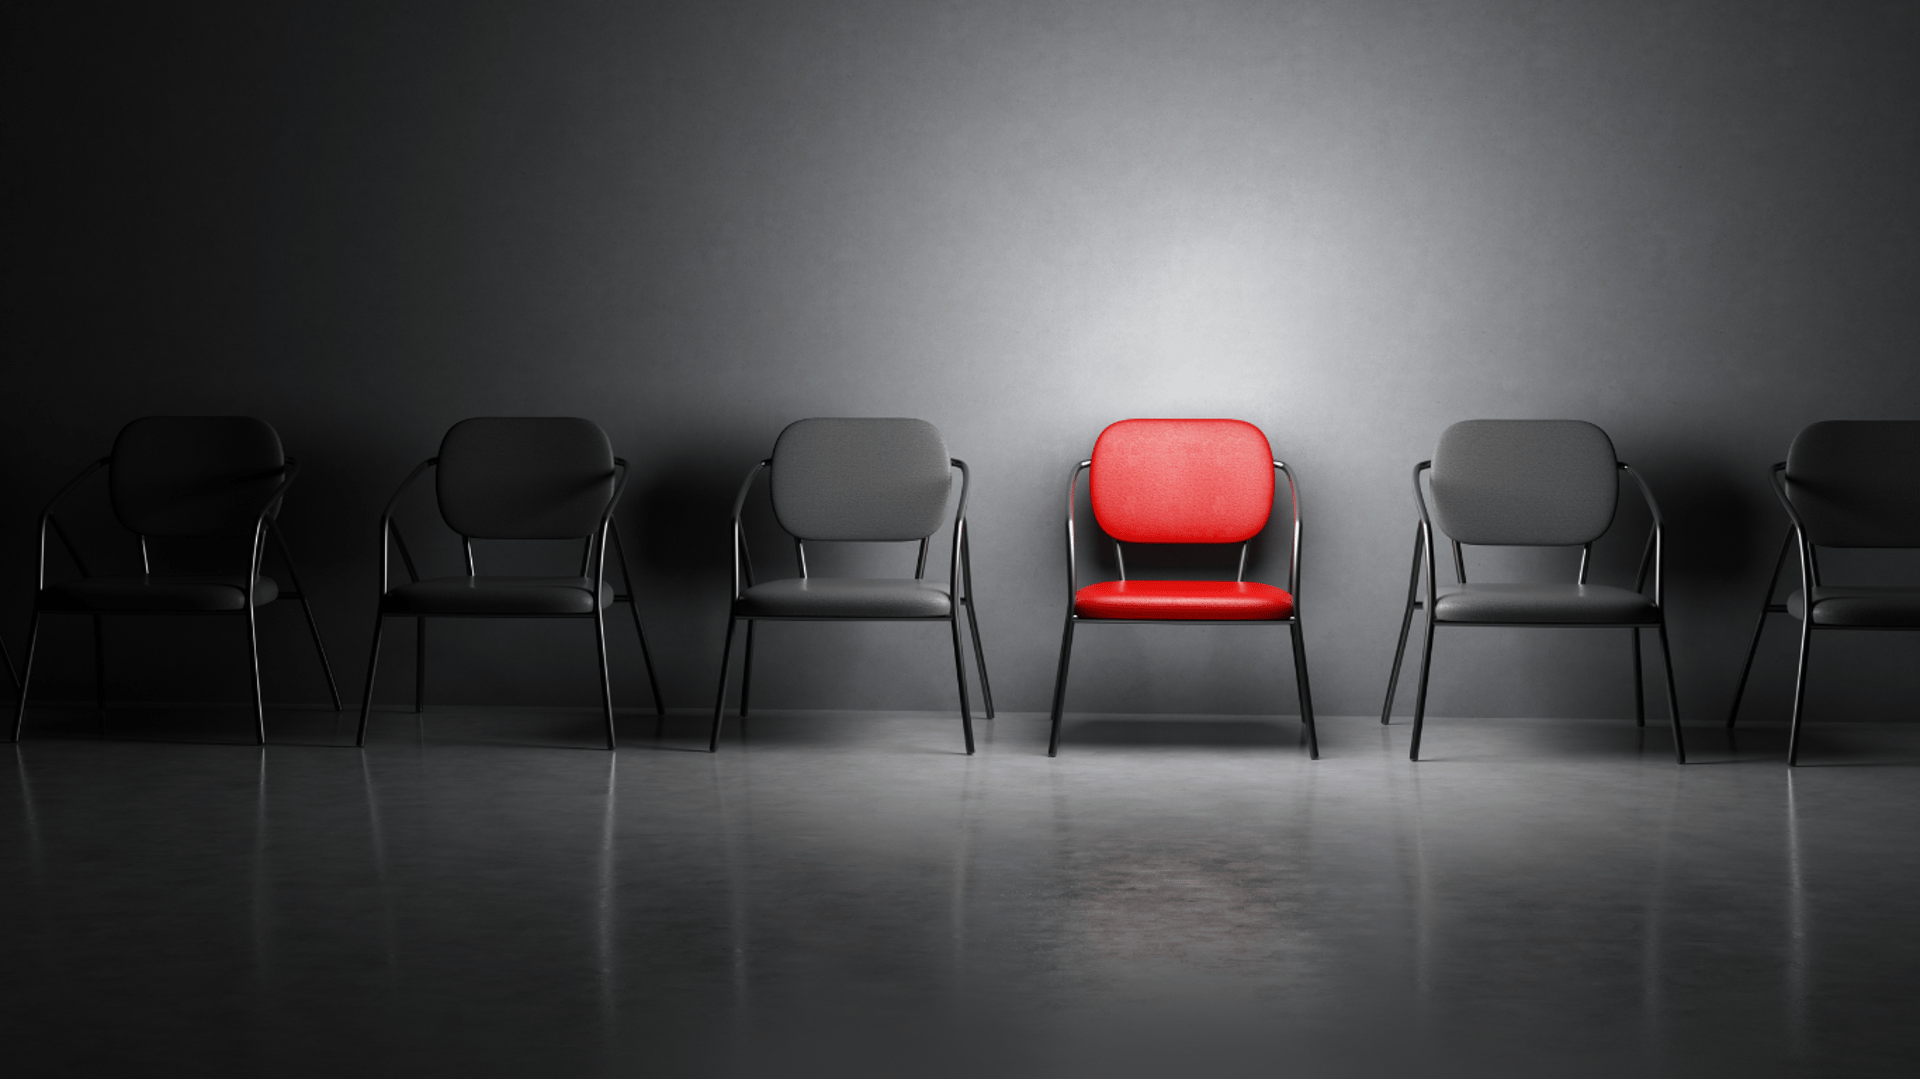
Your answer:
(8, 0), (1918, 722)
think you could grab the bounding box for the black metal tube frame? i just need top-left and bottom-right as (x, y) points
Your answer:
(12, 456), (341, 745)
(1377, 460), (1685, 763)
(355, 456), (663, 751)
(1723, 462), (1919, 765)
(707, 458), (993, 754)
(1046, 459), (1318, 760)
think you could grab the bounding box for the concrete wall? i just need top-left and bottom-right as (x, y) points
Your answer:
(7, 0), (1918, 721)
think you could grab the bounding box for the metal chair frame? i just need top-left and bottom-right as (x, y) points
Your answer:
(1379, 459), (1685, 763)
(12, 455), (341, 745)
(1047, 459), (1317, 759)
(1724, 463), (1919, 765)
(354, 455), (664, 751)
(708, 458), (994, 754)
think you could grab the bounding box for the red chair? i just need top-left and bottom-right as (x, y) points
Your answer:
(1047, 419), (1316, 757)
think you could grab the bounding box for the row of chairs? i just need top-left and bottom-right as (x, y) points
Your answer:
(4, 416), (1915, 766)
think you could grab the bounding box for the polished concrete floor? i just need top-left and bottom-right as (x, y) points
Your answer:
(4, 704), (1918, 1077)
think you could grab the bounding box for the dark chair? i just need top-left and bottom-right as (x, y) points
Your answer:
(354, 418), (664, 750)
(1379, 420), (1685, 762)
(1725, 421), (1920, 765)
(11, 417), (341, 744)
(1047, 418), (1317, 758)
(709, 418), (993, 753)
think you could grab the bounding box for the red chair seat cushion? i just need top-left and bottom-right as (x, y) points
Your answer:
(1073, 579), (1293, 621)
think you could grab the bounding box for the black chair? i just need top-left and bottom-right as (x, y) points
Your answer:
(1379, 420), (1685, 762)
(1725, 421), (1920, 765)
(355, 418), (663, 750)
(709, 418), (993, 753)
(11, 417), (341, 744)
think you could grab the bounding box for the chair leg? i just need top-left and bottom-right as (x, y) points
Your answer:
(611, 523), (666, 717)
(1632, 628), (1645, 727)
(739, 620), (755, 717)
(1725, 605), (1775, 731)
(1381, 530), (1424, 724)
(708, 617), (738, 753)
(1657, 621), (1686, 765)
(627, 600), (666, 718)
(246, 605), (266, 747)
(593, 610), (616, 751)
(414, 618), (426, 714)
(93, 616), (106, 737)
(355, 614), (388, 748)
(1046, 616), (1077, 758)
(1, 634), (16, 694)
(1289, 620), (1319, 760)
(964, 598), (996, 719)
(11, 613), (43, 742)
(298, 594), (344, 711)
(948, 615), (975, 755)
(1409, 618), (1438, 761)
(274, 528), (343, 710)
(1786, 616), (1815, 767)
(1729, 533), (1792, 729)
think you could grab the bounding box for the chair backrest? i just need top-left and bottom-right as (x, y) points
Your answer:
(437, 417), (616, 540)
(770, 418), (953, 541)
(1429, 420), (1618, 546)
(1089, 419), (1273, 544)
(110, 416), (286, 537)
(1784, 420), (1920, 547)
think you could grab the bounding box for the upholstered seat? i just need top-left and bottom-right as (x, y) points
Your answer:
(1432, 582), (1656, 624)
(735, 578), (953, 619)
(1783, 586), (1920, 626)
(382, 576), (614, 616)
(1072, 579), (1293, 620)
(40, 574), (279, 612)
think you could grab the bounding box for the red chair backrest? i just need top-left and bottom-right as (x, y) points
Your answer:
(1090, 419), (1274, 543)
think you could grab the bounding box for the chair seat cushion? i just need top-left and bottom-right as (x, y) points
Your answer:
(1787, 586), (1920, 627)
(735, 578), (953, 618)
(1073, 579), (1293, 620)
(1432, 583), (1656, 624)
(40, 574), (279, 612)
(383, 576), (614, 616)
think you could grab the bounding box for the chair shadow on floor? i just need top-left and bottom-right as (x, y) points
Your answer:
(1061, 715), (1306, 749)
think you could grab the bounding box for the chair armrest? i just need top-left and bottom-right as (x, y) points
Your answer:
(1062, 461), (1092, 603)
(35, 458), (108, 589)
(1408, 461), (1438, 607)
(377, 459), (437, 596)
(727, 461), (771, 600)
(1618, 462), (1667, 606)
(1274, 461), (1302, 599)
(947, 459), (972, 590)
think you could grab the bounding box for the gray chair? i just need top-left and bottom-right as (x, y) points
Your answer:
(1725, 421), (1920, 765)
(11, 417), (341, 744)
(355, 418), (663, 750)
(1379, 420), (1685, 762)
(709, 418), (993, 753)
